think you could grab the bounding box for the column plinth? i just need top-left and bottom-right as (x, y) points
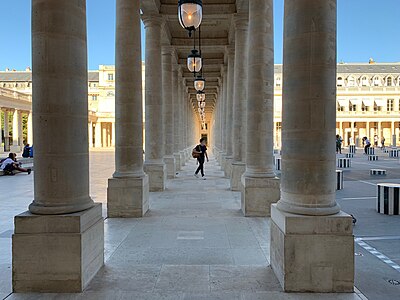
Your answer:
(231, 162), (246, 191)
(270, 0), (353, 292)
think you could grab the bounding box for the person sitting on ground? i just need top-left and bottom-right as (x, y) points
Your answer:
(22, 144), (31, 158)
(1, 153), (31, 175)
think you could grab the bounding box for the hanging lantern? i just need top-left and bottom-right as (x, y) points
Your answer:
(187, 49), (202, 73)
(178, 0), (203, 36)
(194, 76), (205, 91)
(200, 101), (206, 108)
(196, 91), (205, 102)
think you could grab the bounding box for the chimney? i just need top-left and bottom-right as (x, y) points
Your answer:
(26, 67), (31, 71)
(5, 68), (9, 72)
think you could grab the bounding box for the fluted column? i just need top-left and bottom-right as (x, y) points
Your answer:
(107, 0), (149, 217)
(178, 71), (186, 166)
(230, 14), (248, 191)
(13, 0), (103, 292)
(142, 15), (166, 191)
(224, 46), (235, 177)
(241, 0), (279, 216)
(270, 0), (353, 292)
(162, 46), (176, 178)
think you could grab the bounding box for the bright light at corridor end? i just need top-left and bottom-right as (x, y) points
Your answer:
(178, 0), (203, 35)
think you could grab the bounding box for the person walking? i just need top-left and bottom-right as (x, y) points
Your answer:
(194, 138), (209, 180)
(363, 137), (371, 154)
(381, 137), (386, 150)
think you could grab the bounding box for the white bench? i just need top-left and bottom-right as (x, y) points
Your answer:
(377, 183), (400, 215)
(370, 169), (386, 175)
(337, 158), (351, 168)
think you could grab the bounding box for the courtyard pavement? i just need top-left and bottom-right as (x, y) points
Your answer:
(0, 148), (399, 299)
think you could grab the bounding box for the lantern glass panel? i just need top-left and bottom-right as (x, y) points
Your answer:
(178, 3), (202, 30)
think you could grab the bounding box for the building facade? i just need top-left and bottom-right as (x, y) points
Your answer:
(1, 62), (400, 151)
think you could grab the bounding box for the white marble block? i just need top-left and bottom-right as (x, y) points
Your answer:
(12, 204), (104, 292)
(107, 175), (149, 217)
(370, 169), (386, 175)
(270, 204), (354, 292)
(377, 183), (400, 215)
(389, 149), (399, 158)
(345, 153), (354, 158)
(337, 158), (351, 168)
(336, 170), (343, 190)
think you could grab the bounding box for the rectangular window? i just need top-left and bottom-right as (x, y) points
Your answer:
(387, 99), (394, 111)
(108, 73), (114, 81)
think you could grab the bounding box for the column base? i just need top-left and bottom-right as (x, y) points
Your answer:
(107, 175), (149, 218)
(164, 155), (176, 179)
(179, 151), (186, 167)
(241, 176), (280, 216)
(270, 204), (354, 293)
(12, 204), (104, 293)
(230, 162), (246, 191)
(224, 156), (233, 178)
(10, 145), (21, 153)
(173, 153), (181, 172)
(220, 153), (227, 171)
(144, 162), (166, 192)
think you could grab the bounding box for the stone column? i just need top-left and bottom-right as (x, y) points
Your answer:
(0, 109), (3, 153)
(27, 111), (33, 145)
(241, 0), (279, 217)
(4, 110), (9, 151)
(162, 46), (176, 178)
(95, 122), (102, 147)
(143, 15), (166, 191)
(230, 14), (248, 191)
(111, 122), (115, 147)
(391, 121), (396, 146)
(13, 0), (103, 292)
(172, 63), (181, 171)
(10, 109), (21, 152)
(88, 122), (93, 148)
(366, 122), (370, 140)
(224, 46), (235, 177)
(270, 0), (354, 292)
(178, 72), (186, 166)
(107, 0), (149, 218)
(219, 65), (228, 169)
(350, 121), (355, 145)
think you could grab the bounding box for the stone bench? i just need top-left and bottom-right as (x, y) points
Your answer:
(388, 149), (399, 158)
(337, 158), (351, 168)
(275, 157), (281, 171)
(368, 155), (378, 161)
(349, 145), (356, 154)
(345, 153), (354, 158)
(336, 170), (343, 190)
(377, 183), (400, 215)
(370, 169), (386, 175)
(366, 147), (375, 155)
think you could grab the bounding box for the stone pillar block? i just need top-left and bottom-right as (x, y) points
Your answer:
(144, 162), (166, 192)
(179, 151), (186, 167)
(241, 176), (280, 217)
(224, 157), (233, 178)
(12, 204), (104, 293)
(230, 162), (246, 191)
(164, 155), (176, 179)
(220, 153), (227, 171)
(173, 153), (181, 172)
(270, 204), (354, 293)
(107, 175), (149, 218)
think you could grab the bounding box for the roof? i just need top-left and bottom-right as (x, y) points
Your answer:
(274, 63), (400, 75)
(0, 71), (100, 81)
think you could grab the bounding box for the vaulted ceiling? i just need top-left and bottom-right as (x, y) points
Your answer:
(140, 0), (249, 121)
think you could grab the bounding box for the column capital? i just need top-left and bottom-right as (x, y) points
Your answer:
(141, 14), (164, 28)
(233, 13), (249, 30)
(161, 45), (175, 56)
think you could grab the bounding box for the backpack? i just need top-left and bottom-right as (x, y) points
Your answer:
(192, 145), (201, 159)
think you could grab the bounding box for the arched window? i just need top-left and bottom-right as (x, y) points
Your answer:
(386, 76), (393, 86)
(347, 76), (356, 87)
(373, 76), (382, 86)
(361, 76), (369, 87)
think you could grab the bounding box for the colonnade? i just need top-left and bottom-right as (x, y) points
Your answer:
(0, 108), (32, 152)
(11, 0), (353, 295)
